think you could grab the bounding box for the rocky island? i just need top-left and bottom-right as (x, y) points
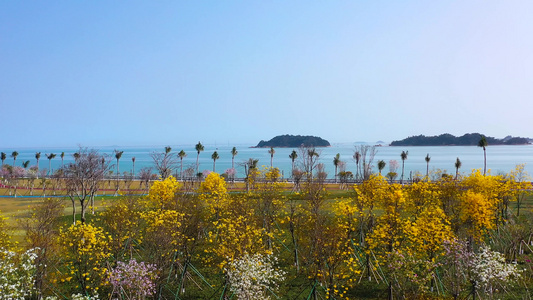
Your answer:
(390, 133), (530, 146)
(255, 134), (331, 148)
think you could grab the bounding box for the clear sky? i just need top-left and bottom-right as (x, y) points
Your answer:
(2, 1), (533, 148)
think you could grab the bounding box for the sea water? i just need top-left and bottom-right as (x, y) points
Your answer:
(3, 143), (533, 179)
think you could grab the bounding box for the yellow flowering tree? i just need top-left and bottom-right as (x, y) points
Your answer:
(253, 167), (285, 250)
(405, 180), (441, 214)
(148, 175), (180, 210)
(57, 221), (111, 295)
(0, 212), (13, 251)
(459, 190), (495, 242)
(198, 172), (228, 220)
(507, 164), (531, 217)
(99, 197), (144, 261)
(141, 209), (186, 293)
(204, 194), (268, 269)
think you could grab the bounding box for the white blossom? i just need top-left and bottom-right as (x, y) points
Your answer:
(0, 248), (38, 299)
(470, 245), (521, 296)
(225, 253), (285, 300)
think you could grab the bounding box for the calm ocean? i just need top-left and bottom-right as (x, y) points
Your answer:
(3, 143), (533, 179)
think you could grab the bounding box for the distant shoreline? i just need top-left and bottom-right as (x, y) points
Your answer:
(390, 133), (530, 147)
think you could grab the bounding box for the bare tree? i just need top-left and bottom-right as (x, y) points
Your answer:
(62, 148), (111, 224)
(138, 167), (154, 193)
(151, 147), (177, 179)
(298, 146), (321, 184)
(354, 145), (378, 181)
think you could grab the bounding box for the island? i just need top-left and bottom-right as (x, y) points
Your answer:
(390, 133), (530, 146)
(255, 135), (331, 148)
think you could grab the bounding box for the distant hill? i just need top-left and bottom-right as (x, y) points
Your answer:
(255, 135), (331, 148)
(390, 133), (529, 146)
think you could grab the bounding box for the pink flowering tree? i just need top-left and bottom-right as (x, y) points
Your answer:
(108, 259), (159, 299)
(202, 169), (212, 178)
(225, 168), (236, 183)
(11, 166), (26, 197)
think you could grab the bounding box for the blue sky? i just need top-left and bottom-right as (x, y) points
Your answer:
(2, 1), (533, 148)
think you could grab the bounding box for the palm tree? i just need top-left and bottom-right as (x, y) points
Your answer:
(1, 152), (6, 167)
(195, 142), (204, 174)
(244, 158), (259, 192)
(22, 160), (30, 169)
(289, 150), (298, 175)
(212, 151), (219, 172)
(11, 151), (18, 167)
(377, 160), (386, 175)
(400, 150), (408, 183)
(268, 147), (275, 168)
(178, 150), (186, 179)
(46, 153), (56, 176)
(114, 150), (124, 195)
(131, 157), (136, 176)
(425, 153), (431, 178)
(165, 146), (172, 154)
(60, 152), (65, 167)
(73, 152), (80, 161)
(353, 151), (361, 180)
(231, 147), (238, 170)
(35, 152), (41, 170)
(455, 157), (462, 180)
(478, 135), (488, 176)
(333, 153), (341, 183)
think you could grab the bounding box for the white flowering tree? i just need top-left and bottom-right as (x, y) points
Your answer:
(225, 253), (285, 300)
(470, 245), (521, 299)
(0, 248), (38, 299)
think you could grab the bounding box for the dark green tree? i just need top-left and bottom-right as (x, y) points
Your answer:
(211, 151), (219, 173)
(455, 157), (462, 180)
(178, 150), (186, 179)
(377, 160), (386, 175)
(425, 153), (431, 178)
(268, 147), (275, 168)
(400, 150), (408, 183)
(478, 135), (488, 175)
(11, 151), (19, 167)
(333, 153), (341, 183)
(46, 153), (56, 176)
(195, 142), (204, 174)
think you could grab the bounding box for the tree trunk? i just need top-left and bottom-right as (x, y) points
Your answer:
(483, 149), (487, 176)
(71, 197), (76, 224)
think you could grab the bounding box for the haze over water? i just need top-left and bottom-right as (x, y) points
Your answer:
(5, 143), (533, 180)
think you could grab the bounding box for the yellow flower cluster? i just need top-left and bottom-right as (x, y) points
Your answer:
(57, 221), (111, 294)
(148, 175), (180, 209)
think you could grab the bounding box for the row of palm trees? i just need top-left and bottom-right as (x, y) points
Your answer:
(1, 134), (489, 181)
(328, 134), (488, 183)
(1, 151), (66, 176)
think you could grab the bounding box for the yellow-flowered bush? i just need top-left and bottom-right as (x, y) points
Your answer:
(57, 221), (111, 295)
(148, 176), (180, 209)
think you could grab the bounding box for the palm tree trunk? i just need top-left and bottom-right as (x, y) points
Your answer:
(115, 160), (120, 196)
(196, 154), (199, 174)
(401, 160), (405, 183)
(483, 149), (487, 176)
(180, 160), (183, 180)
